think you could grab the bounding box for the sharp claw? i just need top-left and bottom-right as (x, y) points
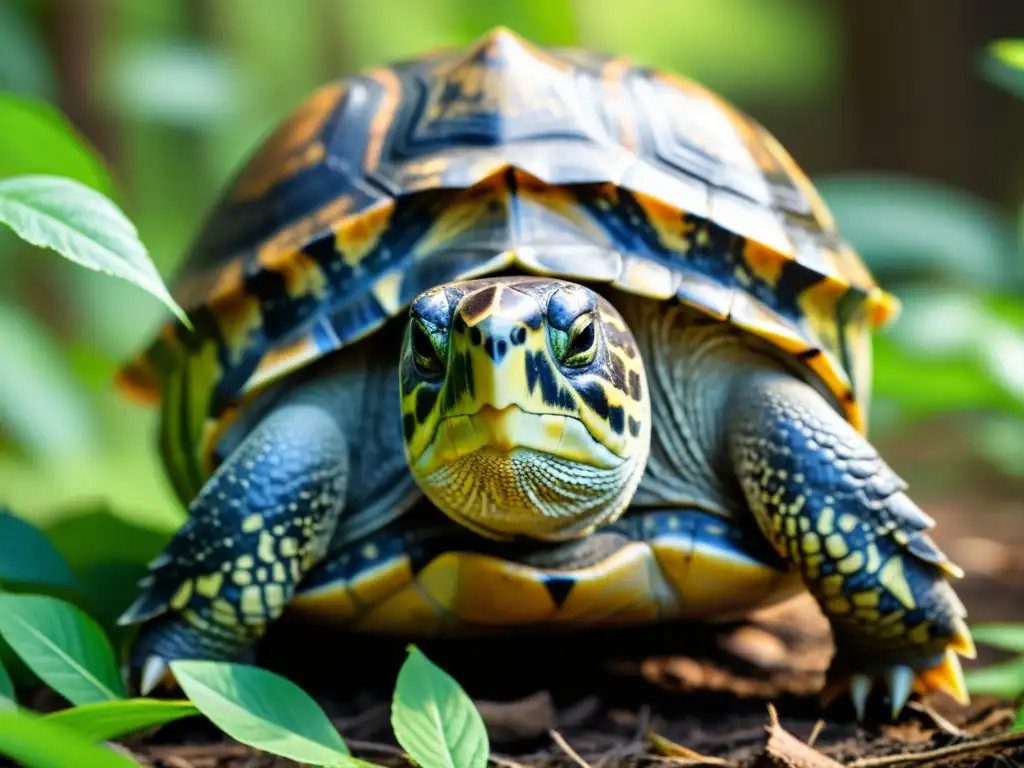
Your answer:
(140, 655), (169, 696)
(886, 665), (914, 719)
(850, 674), (872, 721)
(918, 648), (970, 705)
(951, 616), (976, 659)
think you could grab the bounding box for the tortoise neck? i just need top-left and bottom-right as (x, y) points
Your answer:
(611, 292), (787, 516)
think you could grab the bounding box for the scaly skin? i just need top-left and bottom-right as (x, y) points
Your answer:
(727, 370), (975, 718)
(118, 383), (352, 693)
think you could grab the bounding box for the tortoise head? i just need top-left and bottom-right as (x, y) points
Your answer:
(399, 276), (651, 541)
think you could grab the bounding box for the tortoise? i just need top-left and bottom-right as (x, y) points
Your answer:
(116, 27), (975, 719)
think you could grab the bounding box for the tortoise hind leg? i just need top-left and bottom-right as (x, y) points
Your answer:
(118, 381), (351, 693)
(726, 369), (975, 720)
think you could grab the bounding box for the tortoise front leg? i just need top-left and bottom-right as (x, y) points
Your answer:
(118, 384), (350, 693)
(726, 370), (975, 720)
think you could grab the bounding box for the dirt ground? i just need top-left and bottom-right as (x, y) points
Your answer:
(66, 420), (1024, 766)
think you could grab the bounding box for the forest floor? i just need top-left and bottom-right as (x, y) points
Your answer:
(62, 419), (1024, 766)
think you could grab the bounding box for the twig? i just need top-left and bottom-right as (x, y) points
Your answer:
(549, 729), (594, 768)
(905, 701), (968, 739)
(142, 743), (251, 760)
(807, 719), (825, 748)
(848, 729), (1024, 767)
(633, 704), (652, 742)
(346, 739), (407, 758)
(490, 754), (532, 768)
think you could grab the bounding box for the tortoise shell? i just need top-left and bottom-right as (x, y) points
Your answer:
(117, 27), (900, 503)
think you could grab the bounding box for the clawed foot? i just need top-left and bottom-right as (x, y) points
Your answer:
(120, 613), (256, 696)
(823, 640), (976, 722)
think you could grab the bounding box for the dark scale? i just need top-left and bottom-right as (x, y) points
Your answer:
(525, 350), (576, 411)
(440, 349), (475, 410)
(628, 370), (642, 401)
(607, 404), (625, 435)
(575, 378), (610, 420)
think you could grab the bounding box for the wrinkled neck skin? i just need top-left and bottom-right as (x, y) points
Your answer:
(610, 291), (794, 519)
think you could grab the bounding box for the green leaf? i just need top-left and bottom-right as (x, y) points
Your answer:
(44, 699), (199, 742)
(170, 660), (377, 767)
(43, 507), (172, 633)
(990, 38), (1024, 71)
(963, 658), (1024, 698)
(0, 508), (78, 590)
(0, 657), (15, 710)
(980, 39), (1024, 101)
(1015, 703), (1024, 733)
(971, 623), (1024, 654)
(0, 709), (142, 768)
(0, 94), (111, 193)
(391, 645), (489, 768)
(0, 593), (126, 705)
(816, 173), (1015, 290)
(0, 174), (190, 327)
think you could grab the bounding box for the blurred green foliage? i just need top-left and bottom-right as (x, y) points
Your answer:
(0, 0), (1022, 558)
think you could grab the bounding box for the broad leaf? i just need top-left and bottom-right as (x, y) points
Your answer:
(0, 174), (190, 326)
(816, 173), (1015, 289)
(990, 38), (1024, 71)
(970, 623), (1024, 654)
(44, 507), (172, 633)
(0, 508), (78, 590)
(980, 39), (1024, 101)
(44, 699), (199, 742)
(963, 658), (1024, 698)
(0, 709), (142, 768)
(391, 645), (489, 768)
(0, 657), (15, 710)
(170, 660), (378, 767)
(0, 94), (110, 192)
(0, 593), (126, 705)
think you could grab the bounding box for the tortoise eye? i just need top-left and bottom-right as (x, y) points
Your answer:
(561, 313), (597, 368)
(411, 320), (443, 374)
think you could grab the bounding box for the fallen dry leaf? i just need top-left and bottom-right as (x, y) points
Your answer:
(757, 704), (844, 768)
(646, 730), (731, 765)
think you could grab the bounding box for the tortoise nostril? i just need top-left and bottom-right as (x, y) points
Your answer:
(483, 337), (508, 363)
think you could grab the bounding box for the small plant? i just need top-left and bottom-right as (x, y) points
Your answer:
(0, 508), (490, 767)
(964, 625), (1024, 732)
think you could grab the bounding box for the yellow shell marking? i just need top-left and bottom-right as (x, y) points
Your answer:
(233, 81), (345, 202)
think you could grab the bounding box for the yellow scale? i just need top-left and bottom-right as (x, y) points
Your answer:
(288, 511), (804, 635)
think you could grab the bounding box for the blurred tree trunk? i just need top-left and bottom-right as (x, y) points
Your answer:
(839, 0), (1024, 207)
(42, 0), (119, 171)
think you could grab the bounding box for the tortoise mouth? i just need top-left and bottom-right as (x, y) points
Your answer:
(412, 440), (639, 541)
(411, 404), (625, 477)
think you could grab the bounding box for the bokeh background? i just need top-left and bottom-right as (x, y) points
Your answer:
(2, 0), (1023, 629)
